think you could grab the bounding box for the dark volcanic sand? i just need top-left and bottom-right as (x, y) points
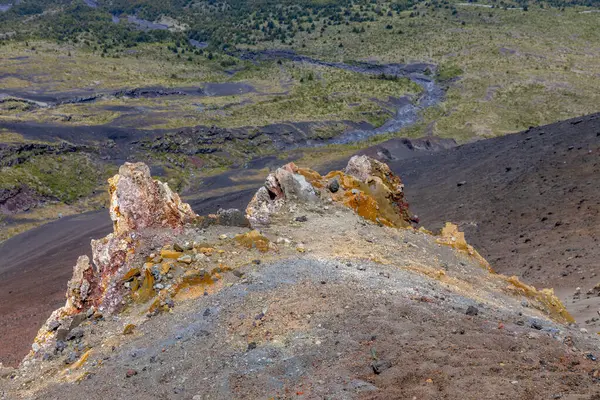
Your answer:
(392, 114), (600, 292)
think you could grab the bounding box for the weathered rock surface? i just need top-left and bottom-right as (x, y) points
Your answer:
(108, 162), (196, 236)
(246, 155), (413, 228)
(26, 163), (197, 360)
(4, 158), (596, 400)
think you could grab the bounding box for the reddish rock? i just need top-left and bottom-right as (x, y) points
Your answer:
(28, 163), (197, 361)
(108, 162), (196, 236)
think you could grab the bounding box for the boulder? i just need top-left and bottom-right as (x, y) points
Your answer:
(246, 162), (317, 227)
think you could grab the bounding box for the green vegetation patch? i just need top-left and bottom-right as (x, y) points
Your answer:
(0, 153), (106, 203)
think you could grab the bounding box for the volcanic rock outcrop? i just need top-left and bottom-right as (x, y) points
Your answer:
(4, 156), (595, 400)
(28, 163), (198, 358)
(246, 155), (413, 228)
(108, 162), (196, 235)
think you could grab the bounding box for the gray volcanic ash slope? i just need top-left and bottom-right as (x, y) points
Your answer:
(2, 156), (599, 400)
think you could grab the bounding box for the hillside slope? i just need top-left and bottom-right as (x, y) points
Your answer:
(381, 114), (600, 294)
(2, 157), (598, 400)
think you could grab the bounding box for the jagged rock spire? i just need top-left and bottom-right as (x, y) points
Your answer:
(108, 162), (196, 236)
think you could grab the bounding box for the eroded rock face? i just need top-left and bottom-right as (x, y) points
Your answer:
(246, 162), (318, 226)
(246, 156), (413, 228)
(109, 162), (196, 235)
(65, 256), (92, 312)
(28, 163), (197, 361)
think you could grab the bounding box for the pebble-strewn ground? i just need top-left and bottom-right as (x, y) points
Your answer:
(2, 198), (600, 399)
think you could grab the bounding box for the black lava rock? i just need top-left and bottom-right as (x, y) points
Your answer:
(466, 306), (479, 316)
(372, 360), (392, 374)
(328, 179), (340, 193)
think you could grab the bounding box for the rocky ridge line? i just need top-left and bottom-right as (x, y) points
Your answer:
(5, 156), (582, 399)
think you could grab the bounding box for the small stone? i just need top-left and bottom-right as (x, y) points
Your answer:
(247, 342), (257, 351)
(64, 352), (79, 365)
(177, 255), (193, 264)
(328, 179), (340, 193)
(173, 243), (184, 252)
(276, 237), (291, 245)
(511, 381), (519, 385)
(125, 369), (138, 378)
(219, 234), (228, 240)
(457, 181), (467, 187)
(295, 215), (308, 222)
(123, 324), (136, 335)
(154, 283), (165, 290)
(530, 320), (543, 330)
(580, 328), (589, 333)
(47, 320), (60, 332)
(466, 306), (479, 316)
(351, 189), (360, 195)
(55, 340), (67, 353)
(66, 327), (84, 341)
(252, 259), (261, 265)
(371, 360), (392, 374)
(521, 300), (529, 308)
(152, 256), (163, 264)
(32, 343), (40, 352)
(233, 270), (244, 278)
(357, 265), (366, 271)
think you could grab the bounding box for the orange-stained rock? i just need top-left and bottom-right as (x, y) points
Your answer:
(235, 230), (271, 252)
(133, 269), (155, 304)
(344, 155), (411, 225)
(160, 263), (172, 275)
(198, 247), (214, 256)
(436, 223), (493, 272)
(246, 156), (412, 228)
(121, 268), (140, 282)
(504, 276), (574, 324)
(29, 162), (197, 361)
(161, 249), (183, 259)
(122, 324), (136, 335)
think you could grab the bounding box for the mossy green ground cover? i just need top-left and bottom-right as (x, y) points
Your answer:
(242, 4), (600, 141)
